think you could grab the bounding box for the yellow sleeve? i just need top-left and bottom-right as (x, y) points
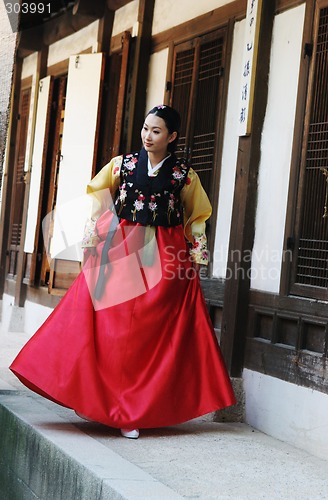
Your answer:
(86, 156), (122, 216)
(180, 168), (212, 265)
(82, 156), (122, 247)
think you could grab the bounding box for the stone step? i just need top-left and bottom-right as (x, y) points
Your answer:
(0, 391), (183, 500)
(1, 389), (328, 500)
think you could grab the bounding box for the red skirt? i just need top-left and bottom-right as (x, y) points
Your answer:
(10, 211), (236, 429)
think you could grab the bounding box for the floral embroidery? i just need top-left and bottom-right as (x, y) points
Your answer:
(116, 152), (189, 225)
(168, 193), (176, 224)
(148, 194), (161, 221)
(132, 193), (145, 220)
(171, 162), (188, 189)
(148, 194), (157, 211)
(148, 201), (157, 211)
(81, 217), (100, 248)
(124, 156), (137, 171)
(189, 233), (209, 265)
(172, 166), (185, 181)
(121, 154), (138, 177)
(115, 182), (128, 214)
(119, 183), (127, 202)
(134, 199), (144, 210)
(168, 193), (175, 210)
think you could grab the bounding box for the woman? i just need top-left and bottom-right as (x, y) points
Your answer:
(10, 105), (236, 439)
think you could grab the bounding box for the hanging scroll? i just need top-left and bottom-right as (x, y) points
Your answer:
(238, 0), (263, 136)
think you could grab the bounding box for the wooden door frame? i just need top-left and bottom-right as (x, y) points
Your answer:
(281, 0), (327, 300)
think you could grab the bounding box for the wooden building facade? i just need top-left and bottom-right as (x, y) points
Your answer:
(0, 0), (327, 459)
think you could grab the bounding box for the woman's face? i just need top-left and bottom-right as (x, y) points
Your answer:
(141, 114), (177, 158)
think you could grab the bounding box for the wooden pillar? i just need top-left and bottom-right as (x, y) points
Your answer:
(95, 5), (115, 168)
(220, 0), (276, 377)
(127, 0), (155, 151)
(14, 47), (48, 306)
(97, 4), (114, 53)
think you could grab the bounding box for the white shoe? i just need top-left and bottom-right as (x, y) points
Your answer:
(121, 428), (140, 439)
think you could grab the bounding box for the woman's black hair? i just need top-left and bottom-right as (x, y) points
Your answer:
(146, 105), (181, 153)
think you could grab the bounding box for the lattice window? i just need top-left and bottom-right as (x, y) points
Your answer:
(192, 37), (223, 194)
(172, 47), (195, 157)
(171, 31), (225, 197)
(293, 6), (328, 295)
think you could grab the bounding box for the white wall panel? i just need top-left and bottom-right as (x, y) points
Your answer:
(21, 52), (37, 79)
(47, 21), (99, 68)
(244, 369), (328, 461)
(145, 49), (169, 113)
(251, 5), (305, 292)
(24, 76), (52, 253)
(112, 0), (139, 36)
(50, 53), (104, 262)
(212, 20), (245, 279)
(152, 0), (235, 34)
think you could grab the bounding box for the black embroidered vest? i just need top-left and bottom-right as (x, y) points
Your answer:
(114, 148), (190, 227)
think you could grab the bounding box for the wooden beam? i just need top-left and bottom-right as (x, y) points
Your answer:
(151, 0), (305, 54)
(42, 10), (101, 47)
(17, 24), (44, 57)
(245, 338), (328, 394)
(73, 0), (106, 18)
(152, 0), (247, 53)
(220, 0), (276, 377)
(97, 5), (115, 53)
(110, 29), (132, 53)
(17, 0), (133, 54)
(276, 0), (307, 14)
(107, 0), (132, 9)
(112, 31), (131, 156)
(126, 0), (156, 151)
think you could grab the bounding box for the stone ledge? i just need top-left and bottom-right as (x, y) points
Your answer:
(0, 391), (182, 500)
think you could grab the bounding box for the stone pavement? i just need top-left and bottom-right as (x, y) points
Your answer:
(1, 324), (328, 499)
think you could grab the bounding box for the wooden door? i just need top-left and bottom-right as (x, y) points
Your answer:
(289, 2), (328, 300)
(170, 29), (227, 235)
(30, 75), (68, 287)
(24, 75), (54, 283)
(48, 53), (105, 293)
(8, 86), (31, 278)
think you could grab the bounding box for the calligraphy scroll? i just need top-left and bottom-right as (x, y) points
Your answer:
(238, 0), (263, 136)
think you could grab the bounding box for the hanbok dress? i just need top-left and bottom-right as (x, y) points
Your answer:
(10, 148), (236, 429)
